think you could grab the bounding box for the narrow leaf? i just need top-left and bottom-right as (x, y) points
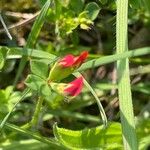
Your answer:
(0, 47), (9, 69)
(14, 0), (52, 86)
(116, 0), (138, 149)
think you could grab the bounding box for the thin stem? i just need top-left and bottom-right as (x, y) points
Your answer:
(0, 14), (12, 40)
(74, 72), (107, 127)
(31, 97), (44, 127)
(5, 123), (62, 147)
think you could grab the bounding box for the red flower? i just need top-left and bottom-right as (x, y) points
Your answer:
(59, 51), (88, 68)
(49, 51), (88, 81)
(64, 77), (83, 97)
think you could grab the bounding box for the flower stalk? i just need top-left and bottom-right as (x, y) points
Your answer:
(31, 96), (44, 127)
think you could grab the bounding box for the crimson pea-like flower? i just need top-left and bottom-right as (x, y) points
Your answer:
(50, 77), (84, 98)
(59, 51), (88, 68)
(49, 51), (88, 81)
(64, 76), (83, 97)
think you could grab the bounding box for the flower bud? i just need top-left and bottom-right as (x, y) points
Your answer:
(50, 77), (83, 98)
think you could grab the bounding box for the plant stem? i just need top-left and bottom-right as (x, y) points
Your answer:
(31, 97), (44, 127)
(74, 72), (107, 127)
(116, 0), (138, 149)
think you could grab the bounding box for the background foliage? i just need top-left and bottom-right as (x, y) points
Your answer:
(0, 0), (150, 149)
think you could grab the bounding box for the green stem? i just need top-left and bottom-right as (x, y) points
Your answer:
(116, 0), (138, 149)
(74, 72), (107, 127)
(5, 123), (62, 147)
(31, 97), (44, 127)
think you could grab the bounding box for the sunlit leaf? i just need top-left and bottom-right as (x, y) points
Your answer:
(0, 47), (9, 69)
(53, 122), (123, 149)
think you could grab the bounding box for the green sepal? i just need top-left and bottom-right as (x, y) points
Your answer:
(48, 62), (74, 81)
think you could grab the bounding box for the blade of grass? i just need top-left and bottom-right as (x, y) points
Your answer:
(48, 109), (100, 123)
(5, 122), (63, 148)
(130, 64), (150, 76)
(77, 47), (150, 72)
(13, 0), (52, 86)
(1, 45), (150, 69)
(7, 47), (56, 59)
(116, 0), (138, 149)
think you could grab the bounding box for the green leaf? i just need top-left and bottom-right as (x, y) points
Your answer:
(60, 0), (70, 7)
(129, 0), (141, 9)
(85, 2), (101, 21)
(55, 0), (62, 19)
(139, 135), (150, 150)
(99, 0), (108, 5)
(0, 139), (50, 150)
(0, 88), (30, 131)
(116, 0), (138, 149)
(26, 0), (51, 48)
(30, 60), (49, 79)
(14, 0), (52, 86)
(40, 83), (51, 101)
(77, 47), (150, 72)
(25, 74), (51, 100)
(0, 46), (9, 69)
(7, 46), (56, 59)
(4, 45), (150, 72)
(53, 122), (123, 149)
(69, 0), (85, 14)
(143, 0), (150, 13)
(25, 74), (46, 91)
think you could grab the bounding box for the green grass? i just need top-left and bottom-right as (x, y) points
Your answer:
(0, 0), (150, 149)
(116, 0), (138, 149)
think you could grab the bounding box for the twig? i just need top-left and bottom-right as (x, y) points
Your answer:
(0, 11), (40, 34)
(0, 14), (12, 39)
(5, 11), (36, 19)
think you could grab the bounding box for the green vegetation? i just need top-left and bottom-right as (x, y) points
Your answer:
(0, 0), (150, 149)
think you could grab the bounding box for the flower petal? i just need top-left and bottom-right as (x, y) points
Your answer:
(59, 54), (75, 67)
(64, 77), (83, 97)
(74, 51), (88, 67)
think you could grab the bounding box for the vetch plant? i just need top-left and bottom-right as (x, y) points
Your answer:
(21, 51), (88, 128)
(0, 0), (150, 149)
